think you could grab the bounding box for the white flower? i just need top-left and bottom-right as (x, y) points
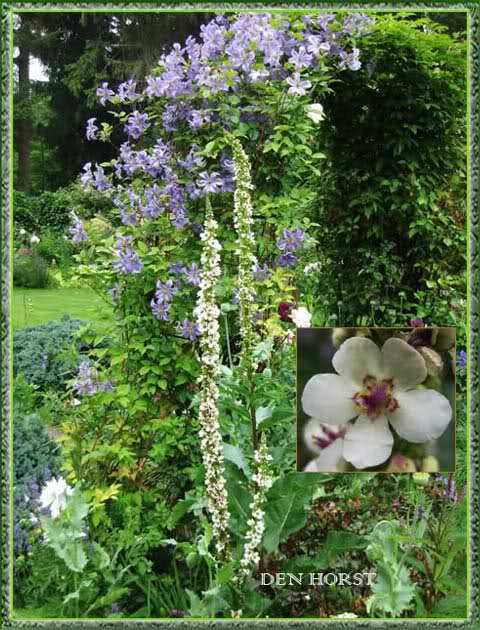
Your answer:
(30, 234), (40, 244)
(303, 420), (349, 472)
(19, 228), (26, 235)
(335, 612), (358, 618)
(291, 306), (311, 328)
(304, 261), (321, 274)
(39, 477), (74, 519)
(301, 337), (452, 470)
(306, 103), (325, 124)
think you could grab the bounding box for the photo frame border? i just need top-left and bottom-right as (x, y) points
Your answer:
(0, 3), (478, 627)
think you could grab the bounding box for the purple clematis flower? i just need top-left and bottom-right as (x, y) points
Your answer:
(196, 171), (224, 194)
(113, 236), (143, 274)
(96, 82), (115, 106)
(183, 263), (201, 287)
(178, 319), (200, 342)
(86, 118), (98, 141)
(277, 228), (305, 252)
(277, 252), (298, 268)
(125, 111), (150, 140)
(286, 72), (312, 96)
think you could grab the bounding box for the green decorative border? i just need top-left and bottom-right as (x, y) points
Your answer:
(0, 3), (478, 628)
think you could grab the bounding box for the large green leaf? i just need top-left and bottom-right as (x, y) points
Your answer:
(263, 473), (329, 553)
(225, 461), (252, 538)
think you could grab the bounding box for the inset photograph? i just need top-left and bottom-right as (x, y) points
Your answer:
(297, 327), (455, 473)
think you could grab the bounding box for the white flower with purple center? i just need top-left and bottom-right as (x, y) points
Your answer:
(302, 337), (452, 470)
(286, 72), (312, 96)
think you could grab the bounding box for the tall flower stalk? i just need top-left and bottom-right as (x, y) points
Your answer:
(196, 197), (231, 561)
(231, 135), (260, 447)
(238, 434), (273, 580)
(231, 137), (273, 580)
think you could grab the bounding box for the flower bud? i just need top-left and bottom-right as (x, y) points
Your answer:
(418, 346), (443, 378)
(386, 454), (417, 472)
(421, 456), (439, 473)
(413, 472), (430, 485)
(332, 327), (353, 348)
(434, 328), (455, 351)
(278, 302), (293, 322)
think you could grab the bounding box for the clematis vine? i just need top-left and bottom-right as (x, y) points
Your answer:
(302, 336), (452, 470)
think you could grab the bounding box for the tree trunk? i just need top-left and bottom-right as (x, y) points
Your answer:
(16, 46), (32, 192)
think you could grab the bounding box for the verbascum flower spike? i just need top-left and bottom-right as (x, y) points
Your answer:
(196, 196), (231, 561)
(230, 137), (259, 376)
(238, 434), (273, 580)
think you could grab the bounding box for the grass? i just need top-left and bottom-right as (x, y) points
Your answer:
(12, 287), (112, 330)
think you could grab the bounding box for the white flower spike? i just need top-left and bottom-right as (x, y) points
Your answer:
(302, 337), (452, 470)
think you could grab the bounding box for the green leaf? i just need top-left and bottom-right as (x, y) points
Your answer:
(225, 462), (252, 537)
(90, 542), (110, 571)
(85, 588), (129, 615)
(255, 406), (273, 425)
(263, 473), (325, 553)
(169, 497), (196, 527)
(223, 443), (249, 475)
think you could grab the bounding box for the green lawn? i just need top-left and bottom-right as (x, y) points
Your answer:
(12, 287), (112, 330)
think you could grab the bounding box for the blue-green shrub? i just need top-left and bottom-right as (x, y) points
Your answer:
(13, 317), (84, 392)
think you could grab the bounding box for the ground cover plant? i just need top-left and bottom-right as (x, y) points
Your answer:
(12, 10), (468, 620)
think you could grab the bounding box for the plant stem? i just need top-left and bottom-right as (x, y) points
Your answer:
(223, 313), (233, 370)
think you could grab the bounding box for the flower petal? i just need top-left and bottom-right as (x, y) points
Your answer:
(303, 417), (348, 454)
(332, 336), (382, 386)
(303, 439), (345, 472)
(301, 374), (357, 424)
(381, 337), (427, 391)
(343, 416), (393, 469)
(388, 388), (452, 443)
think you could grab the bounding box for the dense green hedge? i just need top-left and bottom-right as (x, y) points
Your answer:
(319, 15), (466, 327)
(14, 184), (114, 234)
